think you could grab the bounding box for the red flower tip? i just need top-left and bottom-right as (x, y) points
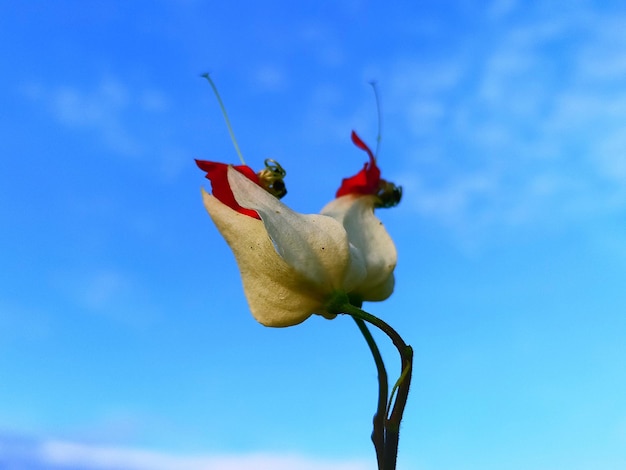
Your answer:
(335, 131), (381, 198)
(195, 159), (261, 219)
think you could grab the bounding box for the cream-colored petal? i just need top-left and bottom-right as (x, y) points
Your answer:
(321, 194), (397, 301)
(343, 242), (368, 293)
(363, 269), (396, 302)
(228, 167), (364, 292)
(202, 189), (327, 327)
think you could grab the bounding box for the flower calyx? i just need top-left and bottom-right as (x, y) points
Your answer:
(196, 158), (288, 220)
(337, 131), (402, 209)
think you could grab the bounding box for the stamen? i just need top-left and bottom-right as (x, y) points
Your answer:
(201, 73), (246, 165)
(369, 80), (382, 160)
(375, 180), (402, 209)
(257, 159), (288, 199)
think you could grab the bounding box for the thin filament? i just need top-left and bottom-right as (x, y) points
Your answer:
(202, 73), (246, 165)
(369, 80), (382, 159)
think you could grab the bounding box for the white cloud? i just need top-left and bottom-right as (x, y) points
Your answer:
(51, 268), (160, 328)
(389, 58), (465, 96)
(595, 129), (626, 182)
(299, 23), (345, 68)
(402, 171), (498, 223)
(487, 0), (518, 20)
(252, 64), (289, 92)
(139, 89), (170, 112)
(36, 78), (143, 157)
(406, 100), (446, 136)
(0, 300), (51, 343)
(34, 439), (372, 470)
(51, 268), (132, 313)
(81, 270), (129, 311)
(21, 77), (171, 160)
(385, 3), (626, 239)
(20, 76), (190, 181)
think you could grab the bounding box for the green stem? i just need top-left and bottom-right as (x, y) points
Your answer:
(384, 345), (413, 470)
(352, 316), (388, 470)
(334, 301), (413, 470)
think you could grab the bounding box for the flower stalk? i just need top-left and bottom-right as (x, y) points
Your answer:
(352, 316), (388, 470)
(327, 294), (413, 470)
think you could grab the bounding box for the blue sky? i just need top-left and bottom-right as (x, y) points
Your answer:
(1, 0), (626, 469)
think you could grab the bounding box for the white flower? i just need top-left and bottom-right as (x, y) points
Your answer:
(202, 166), (396, 327)
(321, 194), (396, 303)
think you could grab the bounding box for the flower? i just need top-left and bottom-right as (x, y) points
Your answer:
(336, 131), (403, 208)
(197, 132), (398, 327)
(321, 131), (400, 303)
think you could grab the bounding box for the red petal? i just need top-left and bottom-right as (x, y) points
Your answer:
(335, 131), (381, 198)
(195, 160), (261, 219)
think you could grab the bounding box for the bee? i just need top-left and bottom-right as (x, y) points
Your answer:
(258, 159), (288, 199)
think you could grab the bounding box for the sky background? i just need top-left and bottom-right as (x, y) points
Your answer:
(1, 0), (626, 469)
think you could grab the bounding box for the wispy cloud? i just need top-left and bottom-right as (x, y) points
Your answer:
(0, 300), (51, 344)
(50, 267), (161, 328)
(386, 3), (626, 238)
(22, 78), (149, 157)
(251, 64), (289, 92)
(19, 77), (187, 180)
(0, 434), (372, 470)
